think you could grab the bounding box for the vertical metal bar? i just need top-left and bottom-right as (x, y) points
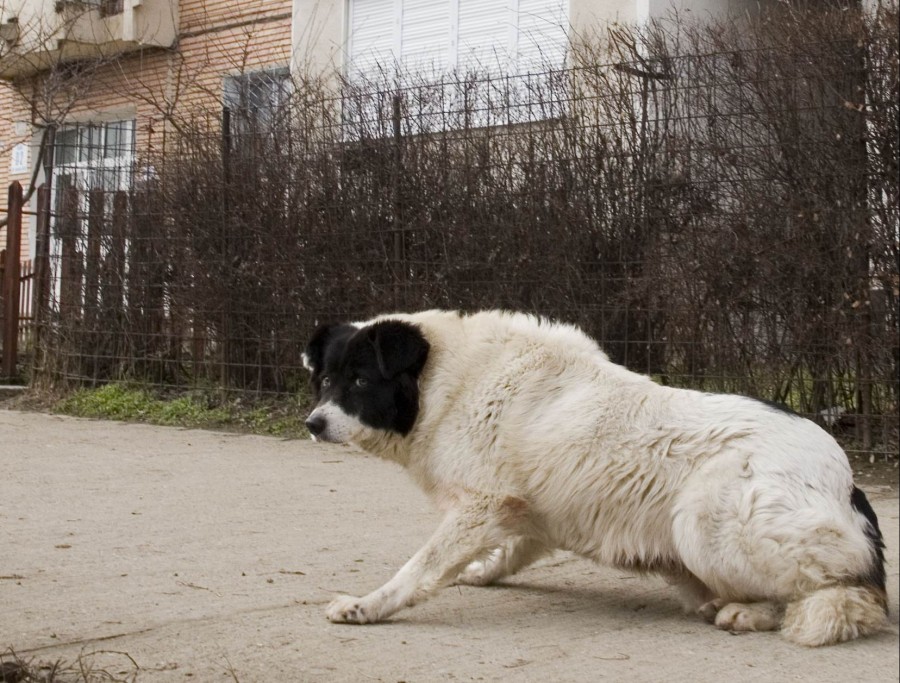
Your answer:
(85, 188), (104, 320)
(392, 94), (404, 309)
(221, 106), (232, 386)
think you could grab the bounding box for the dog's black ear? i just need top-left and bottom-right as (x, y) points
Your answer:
(368, 321), (430, 380)
(303, 323), (350, 375)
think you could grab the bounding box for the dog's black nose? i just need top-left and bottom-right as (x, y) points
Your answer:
(306, 414), (326, 437)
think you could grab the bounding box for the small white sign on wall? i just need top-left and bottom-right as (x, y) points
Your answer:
(11, 143), (29, 174)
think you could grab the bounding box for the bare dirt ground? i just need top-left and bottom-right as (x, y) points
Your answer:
(1, 409), (898, 682)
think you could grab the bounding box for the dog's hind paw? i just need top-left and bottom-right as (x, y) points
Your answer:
(455, 559), (494, 586)
(712, 601), (783, 632)
(326, 595), (374, 624)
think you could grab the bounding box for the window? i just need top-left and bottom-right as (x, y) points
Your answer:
(347, 0), (569, 81)
(100, 0), (124, 16)
(10, 143), (29, 174)
(345, 0), (569, 133)
(56, 0), (124, 17)
(49, 119), (135, 312)
(53, 119), (135, 195)
(52, 119), (135, 245)
(223, 68), (292, 133)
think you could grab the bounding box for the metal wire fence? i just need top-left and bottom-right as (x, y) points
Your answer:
(23, 6), (899, 457)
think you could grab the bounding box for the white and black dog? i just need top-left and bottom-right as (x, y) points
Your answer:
(303, 310), (886, 646)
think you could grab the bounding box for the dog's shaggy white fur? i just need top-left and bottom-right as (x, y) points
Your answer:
(305, 310), (887, 645)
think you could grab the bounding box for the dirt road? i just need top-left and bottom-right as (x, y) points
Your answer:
(1, 409), (898, 682)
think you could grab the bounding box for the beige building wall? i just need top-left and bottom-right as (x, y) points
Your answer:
(291, 0), (346, 77)
(0, 86), (34, 260)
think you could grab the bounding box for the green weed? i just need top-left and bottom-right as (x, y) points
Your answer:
(54, 384), (309, 438)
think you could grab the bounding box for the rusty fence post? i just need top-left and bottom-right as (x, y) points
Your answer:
(2, 181), (23, 380)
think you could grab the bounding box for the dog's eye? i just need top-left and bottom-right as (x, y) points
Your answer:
(321, 376), (331, 389)
(355, 377), (368, 388)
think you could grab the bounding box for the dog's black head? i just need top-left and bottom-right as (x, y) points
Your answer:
(303, 320), (430, 443)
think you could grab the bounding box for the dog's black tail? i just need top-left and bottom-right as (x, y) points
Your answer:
(850, 486), (887, 599)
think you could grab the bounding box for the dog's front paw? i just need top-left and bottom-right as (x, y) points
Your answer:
(326, 595), (376, 624)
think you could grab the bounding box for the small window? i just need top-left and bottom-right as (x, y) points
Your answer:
(56, 0), (123, 16)
(99, 0), (124, 16)
(223, 68), (292, 132)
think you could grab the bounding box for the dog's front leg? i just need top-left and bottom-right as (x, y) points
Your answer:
(327, 494), (527, 624)
(455, 536), (549, 586)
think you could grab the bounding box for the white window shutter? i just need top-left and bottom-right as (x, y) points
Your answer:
(347, 0), (569, 81)
(348, 0), (397, 81)
(457, 0), (513, 75)
(401, 0), (451, 76)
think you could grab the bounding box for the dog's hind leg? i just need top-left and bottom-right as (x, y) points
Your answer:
(326, 494), (529, 624)
(673, 456), (888, 645)
(455, 536), (549, 586)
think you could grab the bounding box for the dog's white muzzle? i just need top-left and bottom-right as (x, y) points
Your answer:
(305, 402), (363, 444)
